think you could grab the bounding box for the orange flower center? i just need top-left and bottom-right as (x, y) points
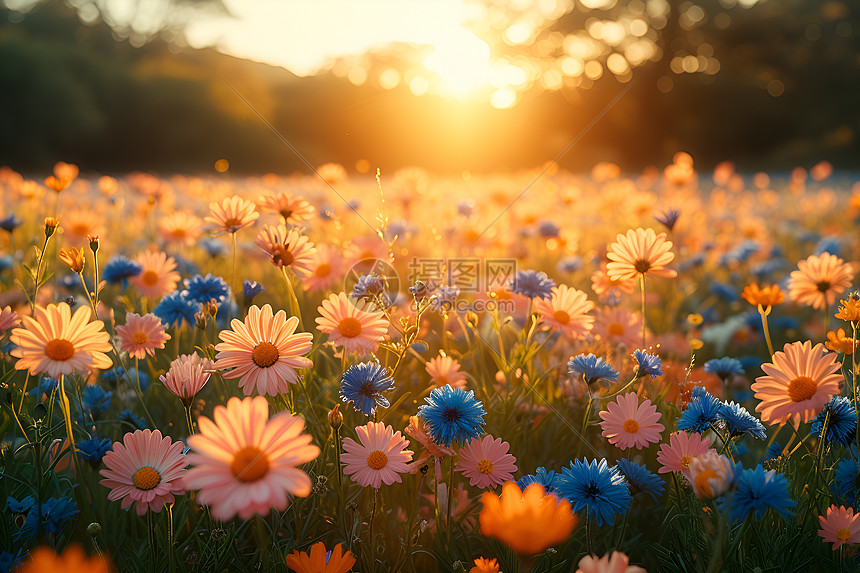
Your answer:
(141, 270), (159, 286)
(816, 280), (832, 293)
(338, 317), (363, 338)
(477, 459), (494, 474)
(231, 446), (270, 482)
(45, 338), (75, 361)
(279, 209), (294, 221)
(315, 263), (331, 278)
(223, 217), (243, 229)
(837, 527), (853, 542)
(436, 375), (449, 387)
(274, 245), (295, 267)
(694, 469), (718, 497)
(132, 332), (149, 345)
(608, 323), (625, 336)
(623, 419), (640, 433)
(787, 376), (817, 402)
(367, 450), (388, 470)
(553, 310), (571, 325)
(133, 467), (161, 490)
(680, 456), (692, 469)
(171, 228), (187, 238)
(634, 259), (652, 273)
(252, 342), (280, 368)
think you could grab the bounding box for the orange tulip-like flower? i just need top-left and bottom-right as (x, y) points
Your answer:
(59, 247), (86, 274)
(470, 557), (500, 573)
(606, 228), (677, 282)
(206, 196), (260, 234)
(836, 293), (860, 323)
(826, 328), (857, 355)
(752, 341), (843, 426)
(788, 253), (854, 311)
(479, 482), (577, 556)
(285, 541), (355, 573)
(741, 284), (785, 309)
(15, 544), (110, 573)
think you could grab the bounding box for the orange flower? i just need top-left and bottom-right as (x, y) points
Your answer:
(788, 253), (854, 311)
(159, 211), (202, 245)
(470, 557), (500, 573)
(534, 285), (595, 339)
(479, 482), (577, 556)
(826, 328), (857, 355)
(205, 196), (259, 234)
(16, 544), (110, 573)
(44, 175), (72, 193)
(741, 284), (784, 308)
(59, 248), (86, 274)
(257, 192), (316, 226)
(130, 250), (181, 299)
(285, 542), (355, 573)
(836, 293), (860, 323)
(606, 228), (677, 282)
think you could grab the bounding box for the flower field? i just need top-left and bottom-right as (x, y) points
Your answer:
(1, 155), (860, 572)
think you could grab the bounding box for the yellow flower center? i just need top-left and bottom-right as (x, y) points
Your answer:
(141, 270), (159, 286)
(230, 446), (270, 482)
(223, 217), (243, 229)
(315, 263), (332, 278)
(171, 228), (187, 238)
(623, 419), (640, 433)
(45, 338), (75, 361)
(694, 469), (718, 498)
(133, 467), (161, 490)
(338, 316), (363, 339)
(837, 527), (853, 542)
(787, 375), (817, 403)
(634, 259), (652, 273)
(553, 310), (571, 325)
(367, 450), (388, 470)
(252, 342), (280, 368)
(608, 323), (625, 336)
(132, 331), (149, 345)
(477, 459), (494, 474)
(680, 456), (692, 469)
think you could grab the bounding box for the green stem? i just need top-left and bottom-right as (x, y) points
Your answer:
(758, 305), (775, 357)
(57, 374), (79, 470)
(640, 274), (646, 348)
(585, 506), (592, 555)
(31, 235), (51, 313)
(446, 456), (455, 550)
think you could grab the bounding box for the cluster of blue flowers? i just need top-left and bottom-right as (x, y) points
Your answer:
(339, 361), (395, 416)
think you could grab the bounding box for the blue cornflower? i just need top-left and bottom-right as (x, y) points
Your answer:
(243, 280), (265, 301)
(537, 220), (560, 238)
(763, 441), (782, 463)
(28, 377), (59, 402)
(172, 255), (200, 277)
(677, 387), (722, 433)
(616, 459), (664, 502)
(6, 496), (36, 541)
(81, 385), (112, 420)
(556, 458), (631, 526)
(102, 367), (150, 393)
(418, 386), (486, 447)
(654, 209), (681, 232)
(557, 256), (583, 273)
(814, 235), (842, 257)
(811, 396), (857, 446)
(118, 409), (148, 430)
(184, 273), (230, 304)
(709, 282), (739, 302)
(568, 354), (619, 388)
(0, 550), (23, 573)
(704, 357), (745, 380)
(0, 255), (13, 272)
(77, 437), (113, 464)
(508, 270), (555, 300)
(351, 274), (386, 301)
(720, 465), (795, 522)
(750, 258), (788, 279)
(516, 467), (559, 497)
(340, 362), (395, 416)
(102, 256), (142, 285)
(431, 285), (460, 310)
(0, 214), (23, 232)
(834, 449), (859, 504)
(153, 290), (199, 328)
(719, 240), (760, 265)
(720, 401), (766, 440)
(633, 350), (662, 379)
(200, 237), (228, 258)
(41, 497), (79, 535)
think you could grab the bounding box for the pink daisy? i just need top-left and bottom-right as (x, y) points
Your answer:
(534, 285), (595, 339)
(130, 250), (181, 299)
(205, 195), (260, 234)
(256, 191), (315, 226)
(656, 431), (711, 474)
(215, 304), (313, 396)
(255, 224), (317, 277)
(301, 245), (343, 292)
(160, 353), (213, 406)
(593, 307), (643, 350)
(315, 292), (389, 355)
(819, 505), (860, 550)
(425, 354), (468, 389)
(599, 392), (664, 450)
(184, 396), (320, 521)
(116, 312), (171, 359)
(576, 551), (646, 573)
(341, 422), (413, 488)
(0, 306), (20, 332)
(456, 435), (518, 489)
(99, 429), (187, 515)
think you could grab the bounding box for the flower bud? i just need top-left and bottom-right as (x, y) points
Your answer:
(328, 404), (343, 430)
(87, 522), (102, 536)
(88, 234), (100, 254)
(195, 311), (207, 330)
(59, 248), (86, 274)
(44, 217), (60, 238)
(682, 450), (734, 499)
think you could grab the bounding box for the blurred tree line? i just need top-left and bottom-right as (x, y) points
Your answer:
(1, 0), (860, 175)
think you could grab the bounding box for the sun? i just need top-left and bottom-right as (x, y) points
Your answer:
(422, 28), (491, 98)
